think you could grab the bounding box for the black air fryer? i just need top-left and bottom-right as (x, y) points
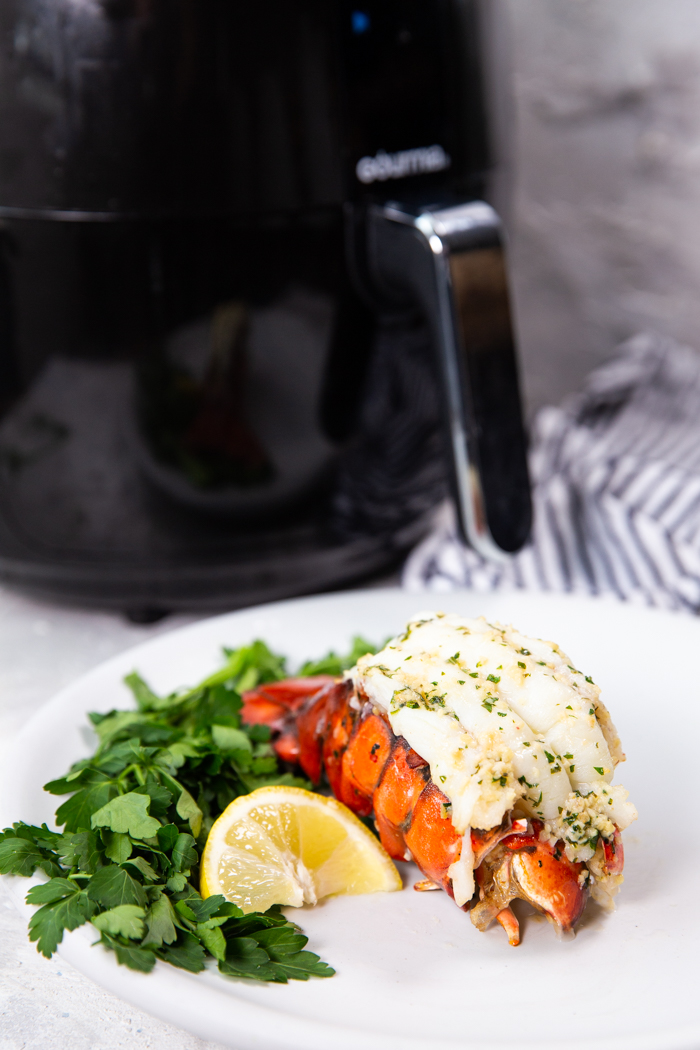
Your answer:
(0, 0), (530, 616)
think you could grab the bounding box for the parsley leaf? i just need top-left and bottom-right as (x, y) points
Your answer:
(91, 792), (161, 840)
(160, 932), (207, 973)
(26, 879), (95, 957)
(3, 638), (352, 983)
(101, 933), (157, 972)
(142, 894), (179, 948)
(0, 826), (63, 878)
(93, 905), (146, 940)
(87, 864), (148, 909)
(171, 833), (198, 874)
(55, 778), (118, 833)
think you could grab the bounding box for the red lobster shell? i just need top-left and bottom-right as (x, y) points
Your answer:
(242, 676), (624, 944)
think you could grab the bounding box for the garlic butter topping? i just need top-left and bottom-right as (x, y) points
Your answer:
(352, 612), (637, 906)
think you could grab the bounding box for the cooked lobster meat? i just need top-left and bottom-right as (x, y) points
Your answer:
(242, 613), (636, 945)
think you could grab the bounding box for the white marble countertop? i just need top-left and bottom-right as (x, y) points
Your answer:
(0, 587), (232, 1050)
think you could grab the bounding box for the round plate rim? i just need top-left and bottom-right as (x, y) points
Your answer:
(1, 587), (696, 1050)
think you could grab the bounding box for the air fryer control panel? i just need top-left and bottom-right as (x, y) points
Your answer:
(339, 0), (488, 201)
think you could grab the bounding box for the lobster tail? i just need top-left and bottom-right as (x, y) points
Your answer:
(242, 676), (594, 943)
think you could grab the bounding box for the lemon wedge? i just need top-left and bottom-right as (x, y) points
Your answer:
(199, 785), (402, 913)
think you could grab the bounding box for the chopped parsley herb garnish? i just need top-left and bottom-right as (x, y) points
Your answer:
(469, 672), (478, 678)
(486, 674), (501, 685)
(563, 753), (573, 759)
(497, 711), (507, 717)
(517, 661), (526, 669)
(566, 705), (573, 710)
(544, 751), (555, 763)
(447, 652), (460, 664)
(537, 661), (546, 666)
(594, 766), (605, 776)
(523, 742), (531, 747)
(519, 648), (531, 656)
(585, 675), (594, 684)
(458, 680), (465, 685)
(481, 700), (494, 713)
(570, 765), (575, 773)
(589, 708), (595, 716)
(518, 775), (535, 789)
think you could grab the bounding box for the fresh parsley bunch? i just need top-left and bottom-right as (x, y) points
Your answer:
(0, 636), (375, 981)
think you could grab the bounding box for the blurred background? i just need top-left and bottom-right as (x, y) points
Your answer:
(492, 0), (700, 415)
(1, 0), (700, 611)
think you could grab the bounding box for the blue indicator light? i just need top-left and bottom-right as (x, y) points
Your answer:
(351, 10), (371, 34)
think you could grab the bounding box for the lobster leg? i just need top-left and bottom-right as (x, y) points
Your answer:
(496, 907), (520, 947)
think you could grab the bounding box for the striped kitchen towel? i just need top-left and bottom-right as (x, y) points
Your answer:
(403, 332), (700, 612)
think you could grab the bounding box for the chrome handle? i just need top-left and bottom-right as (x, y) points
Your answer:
(366, 200), (531, 558)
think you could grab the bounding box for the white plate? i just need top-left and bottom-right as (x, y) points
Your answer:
(1, 589), (696, 1050)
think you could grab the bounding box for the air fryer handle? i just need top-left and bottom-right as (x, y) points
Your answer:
(366, 200), (532, 558)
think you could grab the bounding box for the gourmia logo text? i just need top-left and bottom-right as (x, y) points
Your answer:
(355, 144), (450, 184)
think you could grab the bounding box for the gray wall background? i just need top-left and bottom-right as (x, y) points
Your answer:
(486, 1), (700, 415)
